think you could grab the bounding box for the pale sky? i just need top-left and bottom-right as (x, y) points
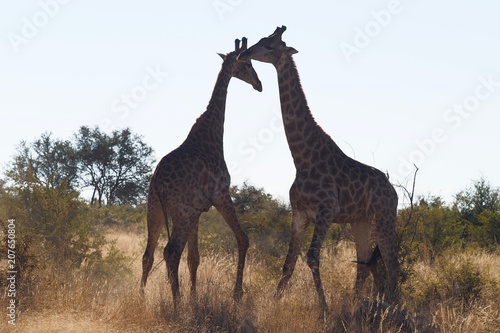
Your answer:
(1, 0), (499, 204)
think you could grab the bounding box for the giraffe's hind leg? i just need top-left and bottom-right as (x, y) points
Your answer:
(306, 209), (333, 315)
(368, 245), (384, 293)
(351, 220), (375, 297)
(164, 211), (195, 307)
(375, 214), (400, 303)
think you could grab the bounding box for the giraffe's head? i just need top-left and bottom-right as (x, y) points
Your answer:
(237, 26), (298, 65)
(219, 38), (262, 92)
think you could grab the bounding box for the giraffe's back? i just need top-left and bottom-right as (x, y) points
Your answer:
(151, 144), (231, 213)
(289, 140), (397, 224)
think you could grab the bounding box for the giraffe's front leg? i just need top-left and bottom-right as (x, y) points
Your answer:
(164, 212), (192, 308)
(307, 224), (330, 315)
(187, 222), (200, 302)
(214, 192), (249, 302)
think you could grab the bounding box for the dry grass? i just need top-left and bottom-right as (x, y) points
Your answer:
(2, 228), (500, 333)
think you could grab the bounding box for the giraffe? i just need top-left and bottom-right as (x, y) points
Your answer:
(141, 38), (262, 305)
(238, 26), (400, 313)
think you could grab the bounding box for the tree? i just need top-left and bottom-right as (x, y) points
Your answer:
(6, 133), (78, 190)
(107, 128), (153, 205)
(455, 177), (499, 226)
(74, 126), (154, 206)
(0, 127), (152, 300)
(74, 126), (112, 206)
(5, 127), (154, 207)
(230, 181), (272, 215)
(454, 178), (500, 247)
(230, 182), (291, 265)
(398, 195), (462, 263)
(2, 138), (103, 279)
(229, 182), (290, 235)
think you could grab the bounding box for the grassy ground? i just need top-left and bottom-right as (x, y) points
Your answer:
(2, 226), (500, 333)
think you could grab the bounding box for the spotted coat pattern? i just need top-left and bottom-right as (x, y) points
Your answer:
(239, 26), (400, 312)
(141, 39), (261, 305)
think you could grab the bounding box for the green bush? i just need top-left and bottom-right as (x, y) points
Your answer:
(0, 172), (131, 304)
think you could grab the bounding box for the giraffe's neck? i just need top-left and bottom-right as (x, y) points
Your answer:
(184, 62), (232, 153)
(274, 54), (341, 169)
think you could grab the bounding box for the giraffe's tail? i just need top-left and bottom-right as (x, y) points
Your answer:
(366, 245), (382, 266)
(141, 182), (168, 292)
(154, 185), (171, 241)
(351, 245), (382, 266)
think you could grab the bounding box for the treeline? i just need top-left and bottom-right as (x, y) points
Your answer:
(5, 126), (154, 207)
(398, 177), (500, 265)
(0, 126), (154, 299)
(0, 127), (499, 307)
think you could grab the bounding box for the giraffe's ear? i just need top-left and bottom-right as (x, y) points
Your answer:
(217, 53), (226, 60)
(286, 47), (298, 55)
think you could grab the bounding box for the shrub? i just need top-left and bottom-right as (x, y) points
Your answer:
(412, 251), (485, 309)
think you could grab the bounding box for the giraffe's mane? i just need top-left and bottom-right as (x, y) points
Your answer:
(183, 60), (232, 144)
(287, 55), (334, 143)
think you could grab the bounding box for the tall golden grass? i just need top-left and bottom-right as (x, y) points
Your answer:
(3, 226), (500, 333)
